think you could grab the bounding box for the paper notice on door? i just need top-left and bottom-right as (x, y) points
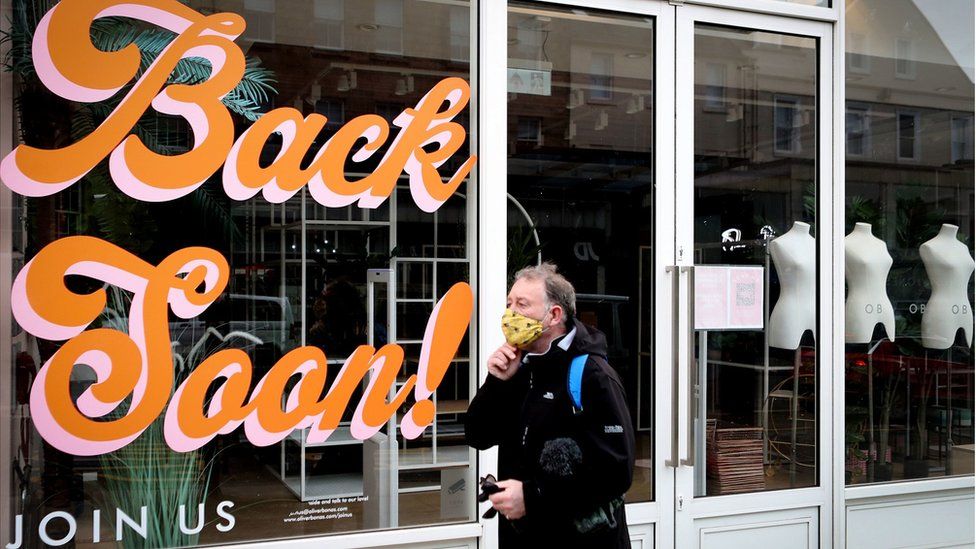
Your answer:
(694, 266), (764, 330)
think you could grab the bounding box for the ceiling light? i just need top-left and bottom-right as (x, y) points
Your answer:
(625, 94), (645, 114)
(594, 109), (608, 131)
(625, 52), (647, 59)
(726, 103), (743, 122)
(567, 88), (584, 109)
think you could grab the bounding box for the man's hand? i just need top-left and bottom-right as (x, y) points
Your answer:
(489, 479), (525, 520)
(487, 343), (522, 380)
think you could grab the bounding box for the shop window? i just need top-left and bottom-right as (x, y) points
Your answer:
(2, 0), (475, 545)
(897, 110), (919, 161)
(845, 0), (974, 487)
(846, 105), (871, 157)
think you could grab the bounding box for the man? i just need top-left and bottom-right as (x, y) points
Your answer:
(465, 263), (635, 548)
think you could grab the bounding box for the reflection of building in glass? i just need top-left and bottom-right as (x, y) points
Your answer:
(843, 0), (974, 488)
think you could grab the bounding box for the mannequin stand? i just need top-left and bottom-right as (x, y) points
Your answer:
(789, 347), (800, 484)
(864, 338), (884, 481)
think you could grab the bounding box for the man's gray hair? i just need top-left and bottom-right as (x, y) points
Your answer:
(513, 262), (576, 326)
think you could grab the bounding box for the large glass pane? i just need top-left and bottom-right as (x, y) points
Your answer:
(844, 0), (975, 485)
(693, 25), (819, 496)
(3, 0), (475, 545)
(506, 2), (655, 503)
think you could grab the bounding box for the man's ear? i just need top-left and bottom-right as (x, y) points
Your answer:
(549, 305), (564, 327)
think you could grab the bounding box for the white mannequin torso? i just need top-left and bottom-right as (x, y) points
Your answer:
(845, 222), (895, 343)
(920, 224), (975, 349)
(768, 221), (817, 350)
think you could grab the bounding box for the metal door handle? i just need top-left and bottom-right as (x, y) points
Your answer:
(664, 266), (680, 468)
(680, 266), (696, 467)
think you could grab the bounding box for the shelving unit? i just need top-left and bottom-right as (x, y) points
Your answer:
(258, 182), (474, 522)
(279, 425), (365, 501)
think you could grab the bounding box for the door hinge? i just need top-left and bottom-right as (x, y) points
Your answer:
(676, 494), (684, 511)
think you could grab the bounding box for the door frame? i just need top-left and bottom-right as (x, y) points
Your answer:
(478, 1), (675, 547)
(479, 1), (837, 548)
(671, 4), (835, 547)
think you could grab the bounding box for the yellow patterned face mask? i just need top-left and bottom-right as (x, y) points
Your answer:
(501, 308), (547, 348)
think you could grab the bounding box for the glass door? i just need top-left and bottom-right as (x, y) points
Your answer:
(671, 6), (833, 547)
(499, 1), (673, 547)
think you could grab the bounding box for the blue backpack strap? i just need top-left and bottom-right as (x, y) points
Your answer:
(568, 354), (588, 413)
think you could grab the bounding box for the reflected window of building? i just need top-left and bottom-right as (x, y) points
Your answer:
(516, 117), (543, 146)
(774, 95), (802, 154)
(848, 32), (871, 74)
(314, 99), (345, 129)
(376, 102), (405, 124)
(450, 6), (470, 62)
(589, 52), (614, 102)
(847, 105), (871, 157)
(895, 38), (917, 79)
(243, 0), (276, 43)
(703, 62), (727, 112)
(897, 110), (920, 161)
(375, 0), (404, 55)
(313, 0), (345, 50)
(951, 114), (974, 164)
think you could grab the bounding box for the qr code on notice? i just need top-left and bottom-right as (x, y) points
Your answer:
(736, 283), (755, 306)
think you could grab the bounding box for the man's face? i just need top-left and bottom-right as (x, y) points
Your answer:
(506, 277), (566, 353)
(507, 277), (549, 323)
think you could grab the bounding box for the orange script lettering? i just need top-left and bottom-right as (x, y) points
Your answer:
(0, 0), (476, 213)
(12, 236), (473, 455)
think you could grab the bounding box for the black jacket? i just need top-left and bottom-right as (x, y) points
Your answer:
(465, 319), (636, 548)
